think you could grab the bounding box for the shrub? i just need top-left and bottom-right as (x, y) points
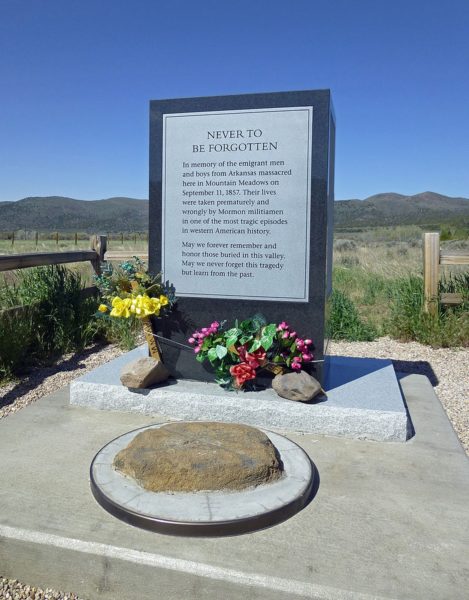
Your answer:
(0, 307), (35, 379)
(0, 265), (98, 378)
(338, 255), (360, 268)
(327, 290), (378, 341)
(15, 265), (97, 356)
(385, 274), (469, 347)
(334, 239), (357, 252)
(93, 314), (142, 351)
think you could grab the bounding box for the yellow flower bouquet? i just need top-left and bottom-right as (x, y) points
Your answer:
(95, 257), (175, 360)
(110, 293), (169, 319)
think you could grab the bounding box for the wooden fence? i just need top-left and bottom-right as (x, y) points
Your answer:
(0, 231), (148, 246)
(423, 232), (469, 315)
(2, 232), (467, 319)
(0, 236), (109, 317)
(0, 234), (149, 316)
(0, 235), (107, 275)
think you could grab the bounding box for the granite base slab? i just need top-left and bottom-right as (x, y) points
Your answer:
(70, 346), (411, 442)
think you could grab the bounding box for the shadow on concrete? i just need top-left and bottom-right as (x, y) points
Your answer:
(324, 355), (439, 390)
(392, 359), (439, 387)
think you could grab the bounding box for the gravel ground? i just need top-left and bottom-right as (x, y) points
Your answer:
(0, 343), (125, 420)
(0, 337), (468, 599)
(0, 578), (83, 600)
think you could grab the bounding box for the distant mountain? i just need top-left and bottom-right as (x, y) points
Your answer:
(0, 192), (468, 232)
(0, 196), (148, 232)
(334, 192), (469, 228)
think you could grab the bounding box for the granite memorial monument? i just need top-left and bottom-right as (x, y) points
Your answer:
(149, 89), (335, 382)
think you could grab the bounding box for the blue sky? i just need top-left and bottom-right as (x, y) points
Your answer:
(0, 0), (468, 202)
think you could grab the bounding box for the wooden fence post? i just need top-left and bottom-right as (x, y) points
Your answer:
(423, 232), (440, 316)
(90, 235), (107, 275)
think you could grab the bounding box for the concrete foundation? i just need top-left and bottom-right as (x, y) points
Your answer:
(1, 374), (468, 599)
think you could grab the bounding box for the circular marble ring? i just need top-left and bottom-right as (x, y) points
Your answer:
(90, 422), (315, 537)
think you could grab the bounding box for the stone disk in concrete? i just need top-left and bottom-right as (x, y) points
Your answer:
(90, 422), (315, 537)
(113, 421), (283, 493)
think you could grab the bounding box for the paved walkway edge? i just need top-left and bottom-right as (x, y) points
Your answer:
(0, 524), (394, 600)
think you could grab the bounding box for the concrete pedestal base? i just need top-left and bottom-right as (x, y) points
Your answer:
(70, 346), (411, 442)
(1, 375), (468, 599)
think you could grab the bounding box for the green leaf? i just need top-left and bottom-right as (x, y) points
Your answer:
(201, 338), (212, 351)
(263, 323), (277, 336)
(249, 339), (262, 352)
(195, 353), (205, 363)
(239, 317), (262, 334)
(207, 347), (218, 363)
(216, 345), (228, 359)
(239, 335), (252, 345)
(260, 335), (274, 350)
(225, 335), (239, 348)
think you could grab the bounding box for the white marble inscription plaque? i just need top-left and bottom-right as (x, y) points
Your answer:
(162, 106), (312, 302)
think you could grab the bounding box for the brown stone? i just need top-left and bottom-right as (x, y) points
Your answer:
(113, 422), (283, 492)
(120, 356), (170, 389)
(272, 370), (323, 402)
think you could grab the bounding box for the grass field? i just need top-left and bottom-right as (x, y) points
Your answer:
(1, 226), (468, 354)
(332, 228), (469, 345)
(0, 237), (149, 255)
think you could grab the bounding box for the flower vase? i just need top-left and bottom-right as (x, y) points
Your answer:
(265, 364), (286, 376)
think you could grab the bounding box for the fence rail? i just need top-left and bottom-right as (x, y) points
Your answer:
(0, 235), (147, 318)
(104, 250), (148, 261)
(0, 235), (107, 274)
(423, 232), (468, 315)
(0, 230), (148, 245)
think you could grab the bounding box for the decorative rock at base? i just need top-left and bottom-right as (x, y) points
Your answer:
(272, 370), (323, 402)
(120, 356), (169, 389)
(113, 422), (283, 492)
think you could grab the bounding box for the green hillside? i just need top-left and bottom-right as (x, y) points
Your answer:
(0, 196), (148, 232)
(335, 191), (469, 229)
(0, 192), (468, 232)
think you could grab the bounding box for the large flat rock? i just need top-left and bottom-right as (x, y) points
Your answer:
(113, 422), (283, 492)
(0, 375), (468, 599)
(70, 345), (411, 442)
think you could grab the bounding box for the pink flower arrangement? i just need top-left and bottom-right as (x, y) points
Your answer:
(188, 315), (314, 390)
